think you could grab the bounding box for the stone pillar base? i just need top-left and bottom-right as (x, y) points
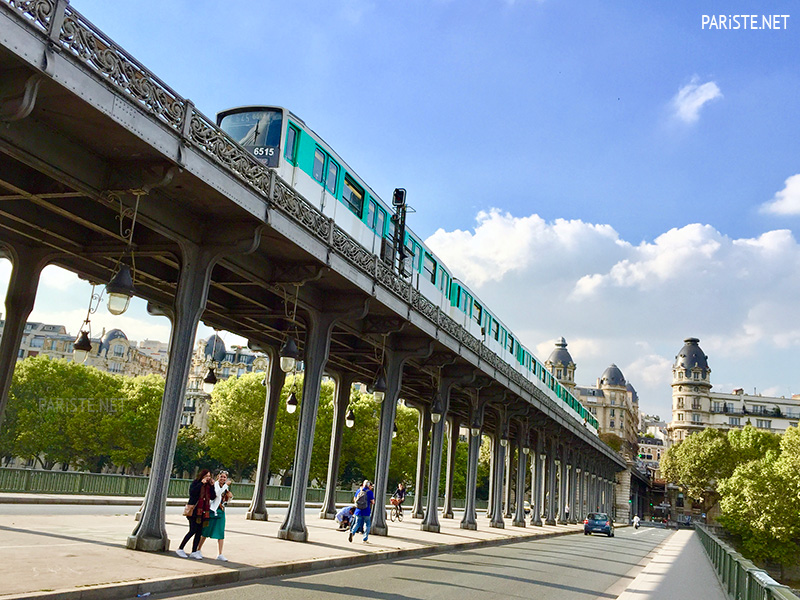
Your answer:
(545, 518), (556, 526)
(420, 523), (440, 533)
(319, 511), (335, 520)
(512, 520), (526, 528)
(558, 518), (568, 525)
(126, 535), (168, 552)
(460, 522), (477, 530)
(412, 511), (424, 519)
(569, 518), (577, 524)
(442, 511), (454, 519)
(531, 518), (543, 526)
(489, 521), (505, 529)
(371, 525), (388, 536)
(277, 528), (308, 542)
(246, 510), (268, 521)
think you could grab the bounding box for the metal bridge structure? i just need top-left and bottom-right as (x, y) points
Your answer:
(0, 0), (626, 551)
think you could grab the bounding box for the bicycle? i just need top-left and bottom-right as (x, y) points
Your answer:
(389, 498), (404, 522)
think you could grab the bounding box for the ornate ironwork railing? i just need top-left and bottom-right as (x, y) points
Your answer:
(2, 0), (600, 438)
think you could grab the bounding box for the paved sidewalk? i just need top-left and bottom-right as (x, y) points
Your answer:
(0, 501), (582, 600)
(616, 529), (727, 600)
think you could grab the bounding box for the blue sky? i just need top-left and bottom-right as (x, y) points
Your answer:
(3, 0), (800, 421)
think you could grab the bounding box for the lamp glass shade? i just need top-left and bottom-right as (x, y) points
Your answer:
(371, 370), (387, 402)
(279, 336), (299, 373)
(73, 330), (92, 363)
(345, 408), (355, 428)
(431, 412), (441, 424)
(523, 447), (530, 455)
(105, 265), (135, 315)
(500, 437), (508, 447)
(286, 391), (298, 414)
(202, 367), (217, 394)
(471, 426), (481, 437)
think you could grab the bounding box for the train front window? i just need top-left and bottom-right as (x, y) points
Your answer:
(219, 108), (282, 167)
(376, 209), (386, 236)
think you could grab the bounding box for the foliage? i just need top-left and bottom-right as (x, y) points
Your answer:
(599, 432), (623, 452)
(727, 425), (781, 464)
(172, 425), (208, 478)
(661, 428), (733, 503)
(0, 356), (165, 473)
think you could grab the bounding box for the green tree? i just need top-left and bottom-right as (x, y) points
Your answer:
(172, 425), (208, 478)
(716, 427), (800, 574)
(661, 427), (733, 505)
(727, 424), (781, 464)
(205, 372), (272, 479)
(103, 374), (163, 474)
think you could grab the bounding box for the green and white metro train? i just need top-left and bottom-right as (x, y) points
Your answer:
(216, 106), (599, 435)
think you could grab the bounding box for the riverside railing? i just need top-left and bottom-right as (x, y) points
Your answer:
(695, 525), (797, 600)
(0, 467), (487, 509)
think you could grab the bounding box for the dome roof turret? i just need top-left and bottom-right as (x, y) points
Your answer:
(674, 337), (710, 374)
(547, 337), (575, 367)
(600, 363), (626, 387)
(204, 334), (226, 362)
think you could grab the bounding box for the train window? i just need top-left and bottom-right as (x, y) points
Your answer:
(367, 200), (376, 229)
(491, 320), (499, 341)
(423, 253), (436, 284)
(342, 175), (364, 216)
(285, 125), (299, 165)
(437, 268), (450, 297)
(313, 148), (325, 182)
(325, 159), (339, 194)
(507, 335), (514, 353)
(473, 301), (482, 325)
(376, 208), (386, 235)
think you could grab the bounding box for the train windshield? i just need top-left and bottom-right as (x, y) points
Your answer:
(218, 108), (282, 167)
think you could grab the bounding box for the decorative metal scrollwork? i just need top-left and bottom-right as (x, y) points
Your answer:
(7, 0), (52, 31)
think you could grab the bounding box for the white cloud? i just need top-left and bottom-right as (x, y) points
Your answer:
(671, 77), (722, 124)
(760, 174), (800, 215)
(426, 211), (800, 419)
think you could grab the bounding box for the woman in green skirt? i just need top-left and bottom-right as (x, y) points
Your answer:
(198, 470), (232, 561)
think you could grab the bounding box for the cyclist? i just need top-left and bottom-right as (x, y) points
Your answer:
(391, 482), (407, 516)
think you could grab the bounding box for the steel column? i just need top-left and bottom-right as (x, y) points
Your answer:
(512, 431), (527, 527)
(318, 371), (356, 520)
(278, 298), (367, 542)
(410, 404), (431, 519)
(442, 416), (460, 519)
(247, 346), (287, 521)
(0, 243), (54, 428)
(545, 436), (557, 525)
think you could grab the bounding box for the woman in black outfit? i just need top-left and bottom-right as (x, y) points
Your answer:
(176, 469), (216, 559)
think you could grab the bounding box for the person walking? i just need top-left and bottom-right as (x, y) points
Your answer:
(176, 469), (216, 559)
(349, 479), (375, 544)
(197, 470), (232, 561)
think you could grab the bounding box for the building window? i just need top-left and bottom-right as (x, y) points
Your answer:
(109, 362), (123, 373)
(677, 413), (684, 421)
(789, 422), (798, 428)
(677, 397), (684, 409)
(113, 344), (125, 357)
(692, 398), (701, 410)
(756, 419), (772, 429)
(610, 408), (616, 417)
(713, 401), (721, 412)
(610, 420), (615, 428)
(692, 414), (702, 423)
(729, 417), (740, 426)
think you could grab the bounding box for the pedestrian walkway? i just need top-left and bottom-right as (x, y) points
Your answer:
(0, 499), (582, 600)
(615, 528), (727, 600)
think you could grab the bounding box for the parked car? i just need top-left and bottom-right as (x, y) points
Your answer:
(584, 512), (614, 537)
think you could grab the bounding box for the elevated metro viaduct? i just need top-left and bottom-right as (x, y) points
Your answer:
(0, 0), (626, 551)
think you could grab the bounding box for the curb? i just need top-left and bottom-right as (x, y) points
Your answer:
(8, 527), (583, 600)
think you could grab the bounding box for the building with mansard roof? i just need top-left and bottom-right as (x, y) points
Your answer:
(667, 337), (800, 443)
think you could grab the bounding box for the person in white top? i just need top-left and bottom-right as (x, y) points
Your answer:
(633, 514), (641, 529)
(197, 471), (233, 561)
